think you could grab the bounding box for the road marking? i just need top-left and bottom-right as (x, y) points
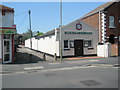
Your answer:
(1, 64), (118, 75)
(49, 63), (60, 65)
(24, 66), (44, 70)
(89, 60), (99, 62)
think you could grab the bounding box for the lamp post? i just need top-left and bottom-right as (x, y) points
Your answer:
(60, 0), (62, 62)
(28, 10), (32, 50)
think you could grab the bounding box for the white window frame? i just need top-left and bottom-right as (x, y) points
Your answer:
(64, 40), (70, 49)
(109, 16), (115, 28)
(84, 40), (92, 48)
(3, 35), (12, 64)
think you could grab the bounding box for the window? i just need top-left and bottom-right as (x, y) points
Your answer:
(109, 16), (115, 28)
(2, 10), (5, 16)
(64, 40), (69, 48)
(70, 41), (74, 48)
(84, 40), (92, 47)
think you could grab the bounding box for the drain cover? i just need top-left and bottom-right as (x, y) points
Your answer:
(80, 80), (101, 86)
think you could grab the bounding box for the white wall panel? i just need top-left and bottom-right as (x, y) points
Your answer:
(0, 10), (14, 27)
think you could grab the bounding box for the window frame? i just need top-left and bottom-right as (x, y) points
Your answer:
(84, 40), (92, 48)
(64, 40), (69, 49)
(70, 40), (74, 48)
(109, 16), (115, 28)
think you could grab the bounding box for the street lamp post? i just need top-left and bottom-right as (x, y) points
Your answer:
(60, 0), (62, 62)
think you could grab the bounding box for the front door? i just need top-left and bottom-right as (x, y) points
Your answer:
(74, 40), (83, 56)
(3, 35), (12, 63)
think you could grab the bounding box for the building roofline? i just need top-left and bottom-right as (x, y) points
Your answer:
(0, 4), (14, 12)
(80, 1), (116, 19)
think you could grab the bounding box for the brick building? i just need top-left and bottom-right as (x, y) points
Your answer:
(81, 1), (120, 56)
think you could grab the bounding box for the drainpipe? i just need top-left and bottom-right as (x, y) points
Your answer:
(99, 11), (101, 43)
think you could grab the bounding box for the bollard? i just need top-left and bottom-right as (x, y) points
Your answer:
(54, 53), (57, 61)
(43, 53), (46, 61)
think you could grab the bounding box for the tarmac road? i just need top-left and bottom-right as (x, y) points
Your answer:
(2, 64), (118, 88)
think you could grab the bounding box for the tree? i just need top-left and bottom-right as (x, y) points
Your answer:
(37, 32), (44, 36)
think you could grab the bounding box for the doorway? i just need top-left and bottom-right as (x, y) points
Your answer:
(74, 40), (84, 56)
(3, 35), (12, 63)
(109, 34), (115, 44)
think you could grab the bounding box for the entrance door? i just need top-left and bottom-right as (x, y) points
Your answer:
(74, 40), (83, 56)
(3, 35), (12, 63)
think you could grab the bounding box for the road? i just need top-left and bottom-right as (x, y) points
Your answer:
(1, 57), (119, 88)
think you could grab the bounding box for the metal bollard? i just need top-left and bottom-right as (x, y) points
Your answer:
(54, 53), (57, 61)
(43, 53), (46, 61)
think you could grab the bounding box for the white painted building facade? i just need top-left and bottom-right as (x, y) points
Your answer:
(25, 19), (98, 57)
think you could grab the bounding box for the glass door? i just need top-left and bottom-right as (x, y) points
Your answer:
(3, 35), (12, 63)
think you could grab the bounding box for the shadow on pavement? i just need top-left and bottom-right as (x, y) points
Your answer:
(13, 51), (44, 64)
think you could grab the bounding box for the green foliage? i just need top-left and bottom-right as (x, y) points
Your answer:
(37, 32), (44, 36)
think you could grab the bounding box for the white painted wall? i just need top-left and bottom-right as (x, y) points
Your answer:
(59, 19), (98, 56)
(25, 35), (60, 56)
(25, 39), (31, 48)
(0, 35), (2, 59)
(97, 44), (110, 57)
(0, 10), (14, 27)
(25, 19), (98, 57)
(37, 35), (57, 56)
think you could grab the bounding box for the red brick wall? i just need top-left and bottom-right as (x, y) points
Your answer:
(105, 2), (120, 44)
(81, 13), (102, 43)
(81, 13), (99, 29)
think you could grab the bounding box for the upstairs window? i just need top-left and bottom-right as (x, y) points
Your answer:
(109, 16), (115, 28)
(2, 10), (5, 16)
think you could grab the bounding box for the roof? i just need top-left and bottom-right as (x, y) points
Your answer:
(35, 30), (55, 39)
(0, 4), (14, 11)
(81, 1), (115, 19)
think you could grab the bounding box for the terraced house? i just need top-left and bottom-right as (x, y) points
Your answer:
(81, 1), (120, 56)
(0, 5), (17, 64)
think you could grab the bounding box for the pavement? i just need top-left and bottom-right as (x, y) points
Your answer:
(0, 45), (119, 75)
(0, 56), (119, 75)
(0, 47), (119, 88)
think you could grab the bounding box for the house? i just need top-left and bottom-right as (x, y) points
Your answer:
(0, 5), (17, 64)
(25, 19), (98, 57)
(81, 1), (120, 56)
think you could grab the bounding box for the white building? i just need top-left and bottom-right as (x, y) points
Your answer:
(25, 19), (98, 57)
(0, 5), (16, 64)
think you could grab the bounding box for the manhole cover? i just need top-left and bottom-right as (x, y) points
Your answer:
(80, 80), (101, 86)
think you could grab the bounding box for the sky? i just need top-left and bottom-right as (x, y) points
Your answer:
(2, 2), (106, 34)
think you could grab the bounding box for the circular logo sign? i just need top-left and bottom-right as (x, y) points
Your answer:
(76, 23), (82, 30)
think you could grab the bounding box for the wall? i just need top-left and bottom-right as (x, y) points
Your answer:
(25, 35), (60, 56)
(59, 19), (98, 56)
(0, 10), (14, 27)
(97, 44), (109, 57)
(81, 13), (99, 30)
(105, 2), (120, 44)
(97, 43), (118, 57)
